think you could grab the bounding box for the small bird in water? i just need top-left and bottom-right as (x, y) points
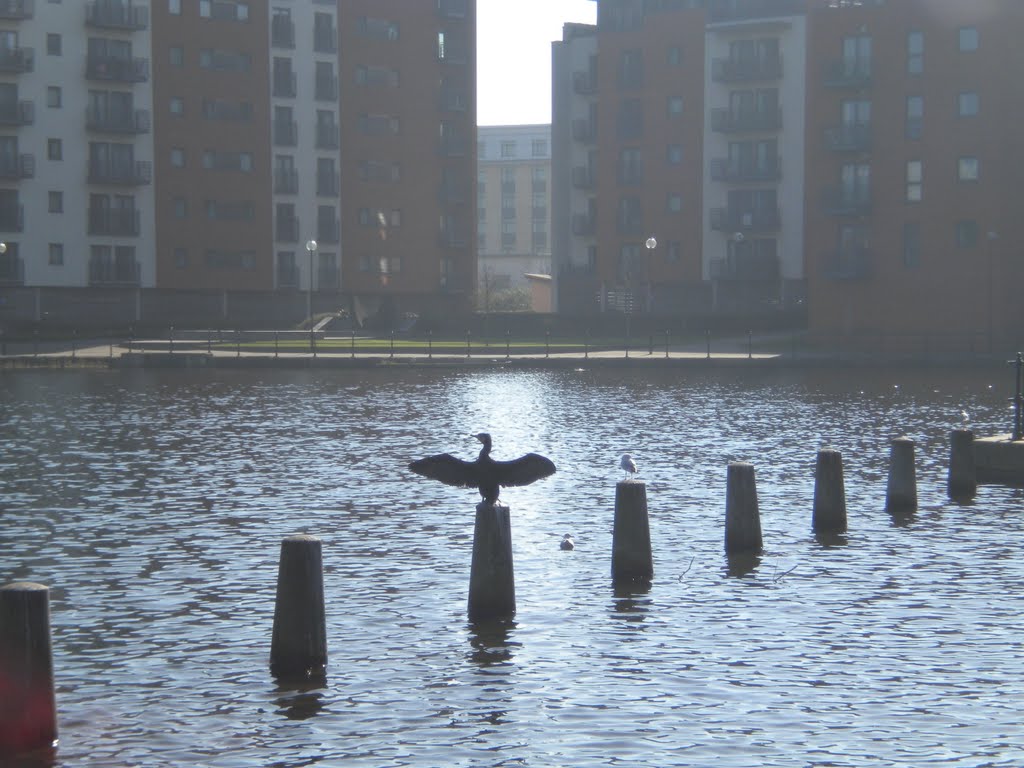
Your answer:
(619, 453), (638, 481)
(560, 534), (575, 551)
(409, 433), (556, 505)
(960, 409), (970, 428)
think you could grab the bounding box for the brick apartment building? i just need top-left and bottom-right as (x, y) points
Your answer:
(0, 0), (476, 330)
(553, 0), (1024, 349)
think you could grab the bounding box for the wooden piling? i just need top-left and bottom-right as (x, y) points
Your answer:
(468, 502), (516, 621)
(947, 428), (977, 499)
(612, 481), (653, 582)
(270, 535), (327, 681)
(0, 582), (58, 755)
(886, 437), (917, 513)
(725, 462), (763, 554)
(813, 449), (848, 533)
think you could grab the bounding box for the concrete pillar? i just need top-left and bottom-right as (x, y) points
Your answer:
(813, 449), (847, 533)
(886, 437), (917, 513)
(947, 429), (977, 499)
(0, 583), (58, 755)
(270, 535), (327, 681)
(468, 502), (516, 622)
(612, 481), (653, 583)
(725, 462), (763, 554)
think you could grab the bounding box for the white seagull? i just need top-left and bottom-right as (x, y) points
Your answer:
(619, 453), (638, 481)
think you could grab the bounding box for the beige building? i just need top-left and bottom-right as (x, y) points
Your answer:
(476, 124), (551, 308)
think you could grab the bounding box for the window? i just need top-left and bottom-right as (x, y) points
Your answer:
(958, 92), (979, 117)
(49, 244), (64, 266)
(906, 95), (923, 139)
(174, 248), (188, 268)
(667, 46), (681, 66)
(500, 141), (516, 158)
(959, 27), (978, 52)
(667, 193), (682, 213)
(170, 147), (185, 167)
(619, 147), (642, 184)
(667, 144), (683, 165)
(903, 222), (920, 268)
(169, 97), (184, 115)
(46, 33), (61, 56)
(47, 139), (62, 160)
(169, 0), (181, 13)
(958, 157), (979, 182)
(173, 198), (187, 218)
(667, 96), (683, 116)
(619, 49), (643, 88)
(169, 46), (184, 67)
(667, 241), (682, 263)
(48, 191), (63, 212)
(906, 160), (922, 202)
(956, 221), (978, 248)
(47, 87), (61, 108)
(907, 30), (923, 74)
(531, 139), (547, 157)
(477, 141), (486, 159)
(841, 34), (872, 77)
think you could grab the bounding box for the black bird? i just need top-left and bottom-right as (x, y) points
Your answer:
(409, 433), (556, 505)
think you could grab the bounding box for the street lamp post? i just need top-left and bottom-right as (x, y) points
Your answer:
(644, 236), (657, 313)
(305, 239), (318, 322)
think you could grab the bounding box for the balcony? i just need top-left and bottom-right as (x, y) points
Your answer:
(317, 219), (339, 244)
(824, 123), (871, 152)
(89, 257), (140, 286)
(0, 201), (23, 232)
(88, 207), (140, 236)
(572, 118), (596, 143)
(708, 0), (804, 22)
(86, 106), (150, 134)
(316, 171), (339, 197)
(710, 206), (781, 233)
(438, 0), (467, 18)
(0, 99), (32, 126)
(439, 88), (468, 112)
(316, 123), (339, 149)
(276, 216), (299, 243)
(88, 160), (152, 186)
(437, 231), (467, 249)
(277, 262), (299, 289)
(86, 55), (149, 83)
(711, 107), (782, 134)
(271, 168), (296, 195)
(272, 72), (297, 99)
(0, 250), (23, 285)
(825, 59), (872, 89)
(572, 213), (595, 236)
(823, 247), (871, 280)
(710, 253), (779, 282)
(573, 71), (597, 95)
(0, 46), (33, 73)
(438, 181), (467, 204)
(711, 53), (782, 83)
(314, 74), (338, 102)
(822, 187), (871, 216)
(438, 137), (467, 157)
(572, 166), (595, 189)
(710, 156), (781, 183)
(271, 15), (295, 48)
(86, 2), (148, 30)
(314, 25), (338, 53)
(0, 0), (33, 20)
(318, 265), (339, 290)
(273, 119), (297, 146)
(0, 153), (33, 179)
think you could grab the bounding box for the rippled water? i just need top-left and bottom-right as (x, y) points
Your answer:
(2, 366), (1023, 767)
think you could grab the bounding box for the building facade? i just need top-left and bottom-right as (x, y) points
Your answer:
(553, 0), (1024, 347)
(476, 124), (551, 307)
(0, 0), (476, 329)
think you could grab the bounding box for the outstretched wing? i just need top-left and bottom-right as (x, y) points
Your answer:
(409, 453), (478, 488)
(495, 453), (557, 488)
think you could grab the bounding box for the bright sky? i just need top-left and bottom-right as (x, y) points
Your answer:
(476, 0), (597, 126)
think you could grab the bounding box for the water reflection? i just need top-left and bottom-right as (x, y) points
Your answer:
(610, 582), (652, 626)
(465, 620), (518, 667)
(724, 552), (762, 578)
(272, 680), (328, 721)
(814, 530), (849, 549)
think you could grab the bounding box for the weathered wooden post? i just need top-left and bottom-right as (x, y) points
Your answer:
(886, 436), (917, 513)
(270, 535), (327, 681)
(468, 502), (516, 621)
(0, 583), (58, 755)
(725, 461), (762, 554)
(813, 448), (847, 533)
(612, 481), (653, 583)
(947, 428), (976, 499)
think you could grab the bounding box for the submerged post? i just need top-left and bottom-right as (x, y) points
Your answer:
(270, 535), (327, 681)
(725, 461), (763, 554)
(468, 502), (516, 621)
(886, 436), (917, 513)
(813, 448), (847, 533)
(0, 582), (58, 755)
(612, 481), (653, 583)
(947, 429), (977, 499)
